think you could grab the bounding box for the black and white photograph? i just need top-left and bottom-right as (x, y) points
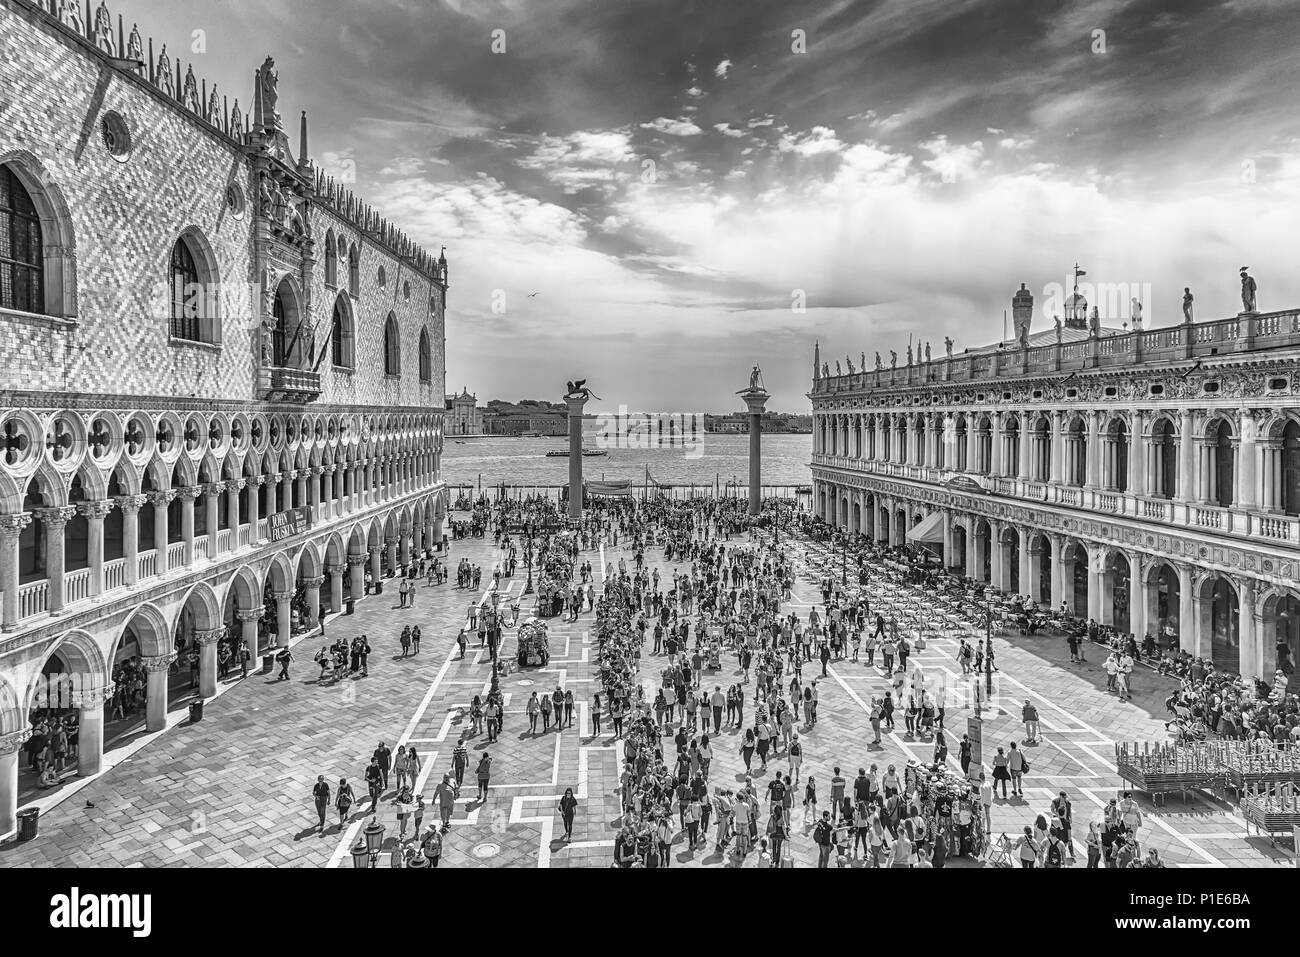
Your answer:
(0, 0), (1295, 929)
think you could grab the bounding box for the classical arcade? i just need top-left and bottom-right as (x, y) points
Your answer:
(0, 0), (449, 838)
(810, 286), (1300, 684)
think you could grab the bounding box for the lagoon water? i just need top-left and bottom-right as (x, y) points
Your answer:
(442, 432), (813, 492)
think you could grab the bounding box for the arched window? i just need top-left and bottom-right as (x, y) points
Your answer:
(170, 237), (201, 341)
(168, 229), (220, 343)
(331, 293), (353, 368)
(418, 328), (431, 383)
(0, 165), (44, 314)
(271, 278), (301, 368)
(324, 230), (338, 286)
(377, 265), (387, 289)
(383, 314), (400, 376)
(348, 244), (359, 297)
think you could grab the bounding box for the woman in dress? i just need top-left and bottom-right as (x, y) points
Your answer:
(991, 746), (1011, 798)
(740, 728), (756, 772)
(558, 787), (578, 841)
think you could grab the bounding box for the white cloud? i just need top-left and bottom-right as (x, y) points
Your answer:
(777, 126), (844, 156)
(686, 86), (703, 98)
(714, 59), (732, 77)
(640, 116), (704, 136)
(713, 122), (746, 138)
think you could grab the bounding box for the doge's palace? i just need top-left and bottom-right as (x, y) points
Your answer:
(0, 0), (449, 837)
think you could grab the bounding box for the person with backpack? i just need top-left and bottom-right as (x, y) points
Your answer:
(1007, 741), (1027, 796)
(813, 810), (835, 868)
(334, 777), (355, 830)
(475, 752), (492, 802)
(420, 824), (443, 867)
(275, 645), (293, 681)
(1015, 826), (1039, 868)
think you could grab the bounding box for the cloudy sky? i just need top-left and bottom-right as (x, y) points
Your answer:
(117, 0), (1300, 411)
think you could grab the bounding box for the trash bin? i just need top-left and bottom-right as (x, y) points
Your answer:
(189, 699), (204, 723)
(262, 654), (275, 674)
(16, 807), (38, 842)
(374, 580), (383, 596)
(346, 598), (355, 616)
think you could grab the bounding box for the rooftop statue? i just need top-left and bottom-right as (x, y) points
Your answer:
(1240, 267), (1257, 313)
(874, 351), (882, 371)
(259, 56), (281, 129)
(889, 350), (897, 369)
(1183, 287), (1194, 324)
(944, 337), (953, 358)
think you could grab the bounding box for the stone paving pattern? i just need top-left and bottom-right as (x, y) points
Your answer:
(0, 518), (1293, 868)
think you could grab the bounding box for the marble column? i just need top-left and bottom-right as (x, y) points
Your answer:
(266, 472), (280, 519)
(741, 388), (770, 516)
(349, 554), (367, 603)
(237, 607), (262, 657)
(274, 590), (294, 648)
(385, 536), (398, 576)
(142, 653), (176, 732)
(1049, 536), (1065, 610)
(1127, 413), (1144, 494)
(73, 683), (111, 777)
(0, 730), (32, 839)
(1177, 564), (1196, 655)
(148, 489), (174, 575)
(1238, 413), (1258, 510)
(1239, 580), (1258, 678)
(1049, 412), (1064, 484)
(567, 393), (589, 519)
(178, 485), (200, 567)
(1131, 560), (1149, 642)
(1017, 533), (1032, 599)
(964, 526), (978, 579)
(369, 545), (383, 586)
(1084, 412), (1101, 489)
(78, 500), (114, 601)
(34, 506), (76, 615)
(327, 564), (345, 615)
(990, 413), (1004, 476)
(1086, 546), (1103, 622)
(1176, 411), (1194, 502)
(225, 479), (244, 550)
(0, 513), (32, 630)
(203, 483), (221, 555)
(116, 495), (144, 588)
(195, 627), (224, 698)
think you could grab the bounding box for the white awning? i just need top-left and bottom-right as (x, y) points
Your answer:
(905, 511), (945, 545)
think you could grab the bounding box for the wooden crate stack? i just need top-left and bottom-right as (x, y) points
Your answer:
(1239, 782), (1300, 844)
(1115, 741), (1216, 797)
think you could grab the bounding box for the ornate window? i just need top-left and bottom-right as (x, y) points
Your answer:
(169, 237), (201, 341)
(418, 328), (431, 383)
(331, 293), (353, 368)
(383, 314), (400, 376)
(271, 278), (302, 368)
(0, 165), (44, 314)
(324, 230), (338, 286)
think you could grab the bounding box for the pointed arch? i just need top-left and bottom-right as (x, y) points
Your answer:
(383, 313), (401, 376)
(418, 326), (432, 383)
(0, 150), (77, 318)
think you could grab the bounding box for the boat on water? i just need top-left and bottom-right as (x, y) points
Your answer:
(543, 448), (609, 457)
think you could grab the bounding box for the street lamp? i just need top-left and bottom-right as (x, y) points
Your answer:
(985, 590), (994, 698)
(841, 534), (847, 586)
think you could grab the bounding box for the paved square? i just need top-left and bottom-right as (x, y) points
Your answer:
(1, 520), (1290, 868)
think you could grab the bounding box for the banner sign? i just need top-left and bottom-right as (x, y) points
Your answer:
(967, 716), (983, 779)
(269, 505), (313, 543)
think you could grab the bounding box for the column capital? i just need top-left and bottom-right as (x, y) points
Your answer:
(34, 505), (77, 528)
(270, 472), (283, 483)
(176, 486), (203, 502)
(114, 493), (148, 514)
(301, 575), (325, 589)
(324, 464), (338, 474)
(225, 478), (247, 493)
(235, 608), (262, 623)
(248, 474), (266, 487)
(347, 554), (369, 566)
(70, 682), (116, 709)
(272, 590), (295, 603)
(326, 562), (346, 575)
(202, 482), (225, 497)
(140, 653), (178, 673)
(192, 628), (225, 646)
(146, 489), (176, 508)
(384, 536), (397, 546)
(77, 499), (116, 520)
(0, 512), (33, 535)
(0, 728), (32, 755)
(312, 465), (326, 476)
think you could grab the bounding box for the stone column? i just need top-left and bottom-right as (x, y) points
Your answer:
(178, 486), (201, 567)
(273, 590), (294, 648)
(73, 682), (111, 777)
(0, 513), (32, 631)
(327, 563), (345, 615)
(266, 472), (280, 519)
(77, 500), (114, 601)
(0, 730), (32, 840)
(1127, 413), (1144, 494)
(1131, 559), (1148, 642)
(990, 413), (1004, 476)
(237, 607), (262, 657)
(964, 525), (978, 579)
(1028, 540), (1044, 603)
(942, 510), (953, 568)
(566, 392), (589, 519)
(1085, 545), (1103, 621)
(738, 388), (770, 517)
(349, 554), (367, 601)
(965, 422), (978, 473)
(1017, 533), (1032, 599)
(225, 479), (245, 549)
(1177, 564), (1196, 655)
(247, 475), (263, 544)
(1239, 580), (1257, 678)
(1238, 412), (1258, 510)
(1084, 411), (1101, 489)
(295, 469), (309, 509)
(1017, 424), (1031, 480)
(115, 494), (144, 587)
(148, 489), (174, 575)
(1176, 411), (1194, 502)
(203, 483), (221, 555)
(195, 627), (224, 698)
(1049, 412), (1064, 484)
(385, 536), (398, 576)
(989, 522), (1005, 590)
(399, 525), (411, 568)
(331, 464), (343, 515)
(300, 575), (323, 628)
(34, 506), (76, 615)
(141, 653), (176, 733)
(369, 545), (383, 585)
(1049, 536), (1065, 610)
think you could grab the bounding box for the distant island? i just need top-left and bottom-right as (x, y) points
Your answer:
(466, 398), (811, 436)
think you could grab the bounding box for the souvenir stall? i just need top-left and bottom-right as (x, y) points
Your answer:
(904, 760), (986, 860)
(515, 618), (551, 668)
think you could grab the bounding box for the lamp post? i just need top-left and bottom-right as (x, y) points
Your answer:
(985, 591), (994, 698)
(841, 534), (847, 586)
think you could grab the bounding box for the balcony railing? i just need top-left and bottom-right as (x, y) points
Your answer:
(812, 307), (1300, 393)
(104, 557), (127, 591)
(259, 366), (323, 401)
(65, 567), (92, 605)
(18, 580), (47, 619)
(810, 453), (1300, 545)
